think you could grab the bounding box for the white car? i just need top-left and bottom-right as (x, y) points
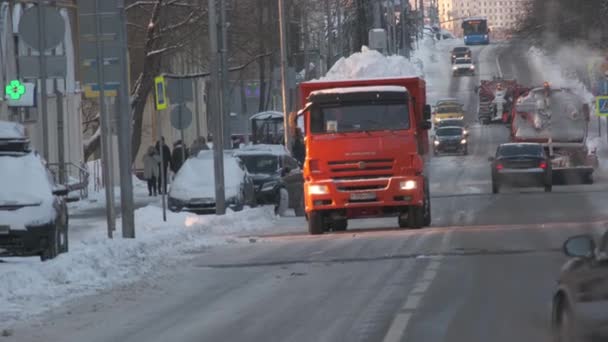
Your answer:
(168, 150), (256, 214)
(452, 57), (475, 76)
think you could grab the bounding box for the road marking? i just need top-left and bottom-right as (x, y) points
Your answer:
(427, 260), (441, 270)
(403, 293), (423, 310)
(411, 280), (432, 294)
(383, 312), (412, 342)
(496, 53), (503, 78)
(422, 269), (437, 281)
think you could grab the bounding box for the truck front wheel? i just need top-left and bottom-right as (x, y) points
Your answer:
(308, 211), (325, 235)
(408, 206), (425, 228)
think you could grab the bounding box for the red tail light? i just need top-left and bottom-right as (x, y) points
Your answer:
(308, 159), (320, 172)
(496, 163), (504, 170)
(539, 161), (547, 169)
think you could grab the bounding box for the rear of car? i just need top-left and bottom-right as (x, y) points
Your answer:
(168, 150), (255, 214)
(452, 57), (475, 76)
(0, 121), (68, 261)
(491, 143), (552, 193)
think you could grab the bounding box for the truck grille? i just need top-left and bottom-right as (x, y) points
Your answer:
(328, 159), (394, 178)
(337, 183), (388, 192)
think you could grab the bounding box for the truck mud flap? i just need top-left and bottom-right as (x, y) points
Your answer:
(552, 168), (594, 185)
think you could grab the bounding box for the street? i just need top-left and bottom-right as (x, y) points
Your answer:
(4, 41), (608, 342)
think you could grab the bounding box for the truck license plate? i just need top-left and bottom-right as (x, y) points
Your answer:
(350, 192), (376, 201)
(0, 225), (9, 235)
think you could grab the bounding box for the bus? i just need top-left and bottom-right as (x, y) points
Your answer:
(462, 17), (490, 45)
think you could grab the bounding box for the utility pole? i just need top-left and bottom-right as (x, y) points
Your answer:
(220, 0), (231, 149)
(94, 0), (116, 237)
(117, 0), (135, 238)
(36, 1), (49, 161)
(278, 0), (292, 151)
(325, 0), (332, 68)
(336, 0), (342, 60)
(209, 0), (226, 215)
(54, 79), (65, 184)
(373, 0), (381, 28)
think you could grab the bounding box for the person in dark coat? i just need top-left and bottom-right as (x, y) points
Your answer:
(171, 140), (189, 174)
(292, 128), (305, 165)
(155, 137), (172, 194)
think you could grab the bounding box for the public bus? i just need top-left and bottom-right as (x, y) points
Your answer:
(462, 17), (490, 45)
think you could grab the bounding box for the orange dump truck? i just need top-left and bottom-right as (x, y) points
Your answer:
(298, 77), (433, 234)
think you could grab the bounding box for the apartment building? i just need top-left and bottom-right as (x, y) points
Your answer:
(438, 0), (527, 36)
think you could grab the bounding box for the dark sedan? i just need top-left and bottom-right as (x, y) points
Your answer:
(490, 143), (552, 193)
(552, 232), (608, 342)
(433, 126), (468, 156)
(435, 118), (469, 136)
(235, 145), (305, 217)
(451, 46), (472, 63)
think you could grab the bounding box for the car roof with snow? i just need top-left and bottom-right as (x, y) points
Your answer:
(250, 111), (284, 121)
(0, 121), (26, 139)
(0, 121), (31, 154)
(233, 144), (289, 157)
(310, 85), (408, 95)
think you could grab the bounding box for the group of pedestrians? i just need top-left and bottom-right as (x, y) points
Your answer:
(142, 136), (209, 196)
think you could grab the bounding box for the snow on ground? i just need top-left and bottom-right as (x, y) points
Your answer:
(68, 173), (152, 213)
(0, 205), (279, 328)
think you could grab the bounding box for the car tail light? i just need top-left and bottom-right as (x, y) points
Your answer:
(539, 161), (547, 169)
(308, 159), (320, 172)
(496, 163), (504, 170)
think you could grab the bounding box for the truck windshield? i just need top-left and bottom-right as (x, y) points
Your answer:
(310, 102), (410, 134)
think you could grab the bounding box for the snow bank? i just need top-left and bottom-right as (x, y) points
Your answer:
(0, 205), (277, 327)
(321, 46), (423, 81)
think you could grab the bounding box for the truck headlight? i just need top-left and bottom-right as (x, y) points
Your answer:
(400, 180), (417, 190)
(470, 65), (475, 70)
(434, 140), (440, 146)
(460, 139), (467, 144)
(308, 184), (329, 195)
(452, 66), (458, 70)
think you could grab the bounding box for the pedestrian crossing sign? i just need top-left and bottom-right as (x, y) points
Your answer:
(596, 96), (608, 116)
(154, 76), (167, 111)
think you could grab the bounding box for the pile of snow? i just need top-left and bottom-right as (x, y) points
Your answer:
(170, 150), (243, 200)
(0, 205), (278, 327)
(321, 46), (423, 81)
(0, 121), (25, 139)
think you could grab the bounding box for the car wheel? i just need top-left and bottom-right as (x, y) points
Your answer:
(330, 219), (347, 231)
(407, 206), (425, 229)
(398, 213), (408, 228)
(308, 211), (324, 235)
(294, 192), (306, 217)
(40, 227), (60, 261)
(275, 188), (289, 216)
(555, 301), (584, 342)
(492, 180), (500, 194)
(423, 180), (431, 227)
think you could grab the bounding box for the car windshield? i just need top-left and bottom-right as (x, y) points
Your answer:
(436, 105), (462, 113)
(455, 59), (471, 64)
(498, 144), (544, 157)
(436, 128), (463, 136)
(453, 47), (468, 53)
(238, 154), (279, 174)
(311, 102), (410, 133)
(438, 120), (464, 127)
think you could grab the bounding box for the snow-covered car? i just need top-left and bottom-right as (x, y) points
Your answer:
(452, 57), (475, 76)
(234, 144), (305, 217)
(168, 150), (256, 214)
(0, 121), (69, 261)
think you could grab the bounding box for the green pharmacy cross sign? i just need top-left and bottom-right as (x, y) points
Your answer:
(5, 80), (26, 100)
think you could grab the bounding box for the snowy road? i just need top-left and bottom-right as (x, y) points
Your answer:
(5, 39), (608, 342)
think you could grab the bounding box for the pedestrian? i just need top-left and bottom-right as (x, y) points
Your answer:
(155, 137), (172, 194)
(171, 139), (189, 174)
(190, 136), (209, 157)
(142, 146), (160, 196)
(292, 128), (305, 165)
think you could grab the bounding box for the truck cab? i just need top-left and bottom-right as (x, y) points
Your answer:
(298, 78), (432, 234)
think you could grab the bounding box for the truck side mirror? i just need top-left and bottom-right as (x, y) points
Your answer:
(423, 104), (432, 121)
(419, 121), (432, 130)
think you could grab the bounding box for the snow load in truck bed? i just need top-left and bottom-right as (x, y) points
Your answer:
(320, 46), (423, 81)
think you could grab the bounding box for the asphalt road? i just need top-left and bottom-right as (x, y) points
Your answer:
(7, 40), (608, 342)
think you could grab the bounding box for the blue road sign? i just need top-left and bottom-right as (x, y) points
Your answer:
(596, 96), (608, 116)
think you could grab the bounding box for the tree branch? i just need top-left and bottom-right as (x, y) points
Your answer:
(163, 53), (272, 79)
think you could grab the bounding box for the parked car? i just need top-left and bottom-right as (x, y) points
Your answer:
(552, 232), (608, 342)
(433, 126), (468, 156)
(168, 150), (256, 214)
(489, 143), (552, 193)
(0, 121), (69, 261)
(234, 144), (305, 216)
